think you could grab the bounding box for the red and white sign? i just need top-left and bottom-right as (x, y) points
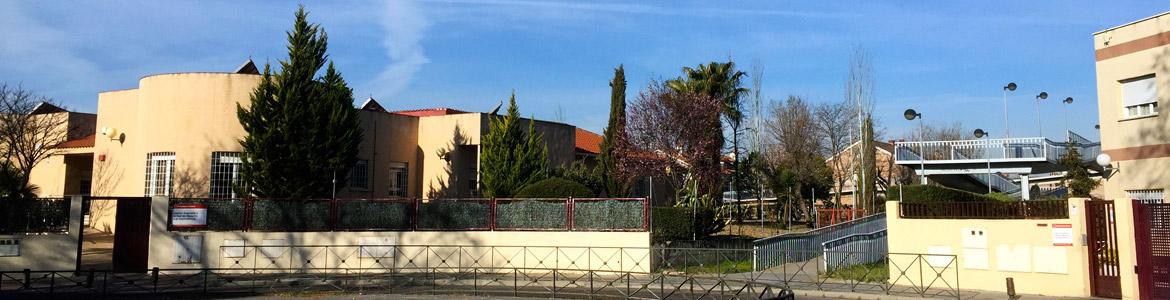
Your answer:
(171, 203), (208, 228)
(1052, 224), (1073, 246)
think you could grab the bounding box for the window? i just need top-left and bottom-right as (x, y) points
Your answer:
(144, 152), (176, 197)
(1128, 189), (1164, 204)
(1122, 75), (1158, 119)
(209, 152), (241, 199)
(349, 160), (370, 190)
(388, 162), (407, 197)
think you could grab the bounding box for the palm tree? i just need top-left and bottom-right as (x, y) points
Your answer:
(666, 61), (749, 220)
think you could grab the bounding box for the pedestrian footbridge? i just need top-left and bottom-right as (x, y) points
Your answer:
(893, 131), (1101, 199)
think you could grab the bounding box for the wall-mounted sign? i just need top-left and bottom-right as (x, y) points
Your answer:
(1052, 224), (1073, 246)
(171, 203), (208, 228)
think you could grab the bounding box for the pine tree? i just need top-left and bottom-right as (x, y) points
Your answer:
(597, 65), (627, 197)
(859, 115), (877, 211)
(1060, 143), (1099, 197)
(480, 93), (548, 197)
(236, 6), (362, 199)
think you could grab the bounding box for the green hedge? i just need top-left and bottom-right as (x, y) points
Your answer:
(573, 200), (644, 230)
(250, 200), (330, 231)
(652, 206), (693, 242)
(338, 201), (411, 230)
(515, 178), (595, 198)
(418, 201), (490, 230)
(887, 185), (1011, 203)
(496, 200), (567, 229)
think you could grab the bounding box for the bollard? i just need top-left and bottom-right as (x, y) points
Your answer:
(151, 267), (160, 293)
(23, 269), (30, 289)
(1006, 277), (1018, 299)
(86, 269), (95, 288)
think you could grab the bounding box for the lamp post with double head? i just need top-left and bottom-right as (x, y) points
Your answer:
(904, 109), (926, 184)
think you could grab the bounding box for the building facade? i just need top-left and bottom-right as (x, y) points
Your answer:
(1094, 11), (1170, 203)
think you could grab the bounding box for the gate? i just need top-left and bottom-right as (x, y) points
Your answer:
(1134, 201), (1170, 300)
(111, 198), (151, 273)
(1086, 200), (1122, 299)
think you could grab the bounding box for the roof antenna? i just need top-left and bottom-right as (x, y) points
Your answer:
(489, 100), (503, 115)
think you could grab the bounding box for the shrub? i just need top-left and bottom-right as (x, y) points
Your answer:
(652, 206), (693, 242)
(515, 177), (595, 198)
(887, 185), (1008, 203)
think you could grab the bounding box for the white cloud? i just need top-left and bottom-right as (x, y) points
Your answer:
(0, 1), (101, 109)
(371, 0), (432, 97)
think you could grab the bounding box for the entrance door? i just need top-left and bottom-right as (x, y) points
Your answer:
(1086, 200), (1122, 298)
(112, 198), (151, 272)
(1134, 201), (1170, 300)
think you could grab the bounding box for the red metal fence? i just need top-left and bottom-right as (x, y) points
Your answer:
(166, 197), (649, 233)
(815, 208), (866, 227)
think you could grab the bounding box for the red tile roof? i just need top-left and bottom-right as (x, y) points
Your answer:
(55, 134), (95, 149)
(575, 128), (602, 154)
(390, 107), (469, 117)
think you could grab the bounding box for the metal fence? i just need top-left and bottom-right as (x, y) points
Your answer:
(167, 197), (649, 232)
(0, 246), (960, 299)
(0, 198), (70, 234)
(822, 230), (888, 271)
(899, 200), (1069, 219)
(753, 213), (887, 270)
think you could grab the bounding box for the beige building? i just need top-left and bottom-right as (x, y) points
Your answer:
(1094, 11), (1170, 203)
(26, 62), (582, 228)
(825, 140), (913, 207)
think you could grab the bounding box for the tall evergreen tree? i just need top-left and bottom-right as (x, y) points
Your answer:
(236, 6), (362, 199)
(859, 115), (877, 211)
(597, 65), (627, 197)
(480, 93), (548, 197)
(1060, 143), (1099, 197)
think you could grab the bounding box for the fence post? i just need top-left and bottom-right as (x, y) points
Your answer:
(152, 267), (159, 293)
(490, 198), (497, 231)
(567, 197), (575, 231)
(412, 198), (420, 231)
(86, 269), (95, 288)
(22, 269), (29, 289)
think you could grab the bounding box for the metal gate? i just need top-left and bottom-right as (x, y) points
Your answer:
(1086, 200), (1122, 299)
(1134, 201), (1170, 300)
(112, 198), (151, 273)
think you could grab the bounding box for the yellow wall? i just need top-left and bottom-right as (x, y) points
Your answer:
(1093, 13), (1170, 200)
(885, 199), (1092, 297)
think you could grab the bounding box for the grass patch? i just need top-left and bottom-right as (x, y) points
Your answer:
(826, 262), (889, 283)
(674, 259), (754, 274)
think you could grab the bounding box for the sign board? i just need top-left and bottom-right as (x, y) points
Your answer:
(1052, 224), (1073, 246)
(171, 203), (208, 228)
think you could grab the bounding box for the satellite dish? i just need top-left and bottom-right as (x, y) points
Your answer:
(903, 109), (920, 121)
(1063, 97), (1073, 104)
(1005, 82), (1017, 91)
(1037, 92), (1048, 100)
(974, 128), (987, 138)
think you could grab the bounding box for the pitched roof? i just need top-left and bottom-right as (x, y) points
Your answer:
(575, 128), (602, 154)
(54, 134), (95, 149)
(30, 102), (67, 115)
(390, 107), (469, 117)
(234, 59), (260, 75)
(361, 97), (387, 112)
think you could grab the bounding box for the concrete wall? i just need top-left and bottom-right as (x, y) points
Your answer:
(885, 199), (1093, 297)
(0, 196), (84, 271)
(146, 197), (651, 272)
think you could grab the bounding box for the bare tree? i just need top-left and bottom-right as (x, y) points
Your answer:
(845, 46), (877, 214)
(764, 96), (824, 224)
(815, 101), (855, 206)
(0, 84), (74, 190)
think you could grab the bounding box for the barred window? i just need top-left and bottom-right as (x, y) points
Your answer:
(388, 162), (407, 197)
(209, 152), (242, 199)
(1128, 189), (1164, 204)
(349, 159), (370, 190)
(144, 152), (176, 197)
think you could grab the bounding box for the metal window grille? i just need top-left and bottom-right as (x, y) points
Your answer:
(209, 152), (241, 198)
(349, 159), (370, 190)
(144, 152), (176, 197)
(1128, 189), (1165, 204)
(388, 162), (407, 197)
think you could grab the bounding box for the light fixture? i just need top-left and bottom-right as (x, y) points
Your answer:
(1063, 97), (1073, 104)
(100, 126), (123, 141)
(903, 109), (921, 121)
(1036, 92), (1048, 100)
(974, 128), (987, 139)
(1096, 153), (1117, 179)
(1004, 82), (1017, 91)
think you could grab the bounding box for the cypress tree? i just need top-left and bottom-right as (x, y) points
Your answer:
(597, 65), (627, 197)
(480, 93), (548, 197)
(236, 6), (362, 199)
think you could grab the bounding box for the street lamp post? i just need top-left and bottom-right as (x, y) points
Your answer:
(904, 109), (926, 184)
(1063, 97), (1073, 143)
(1003, 83), (1016, 138)
(1035, 92), (1048, 138)
(975, 128), (992, 193)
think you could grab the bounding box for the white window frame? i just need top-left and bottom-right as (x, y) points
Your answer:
(388, 162), (408, 197)
(209, 152), (242, 199)
(349, 159), (370, 190)
(145, 152), (176, 197)
(1121, 75), (1158, 119)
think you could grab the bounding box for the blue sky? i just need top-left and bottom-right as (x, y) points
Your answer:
(1, 1), (1166, 140)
